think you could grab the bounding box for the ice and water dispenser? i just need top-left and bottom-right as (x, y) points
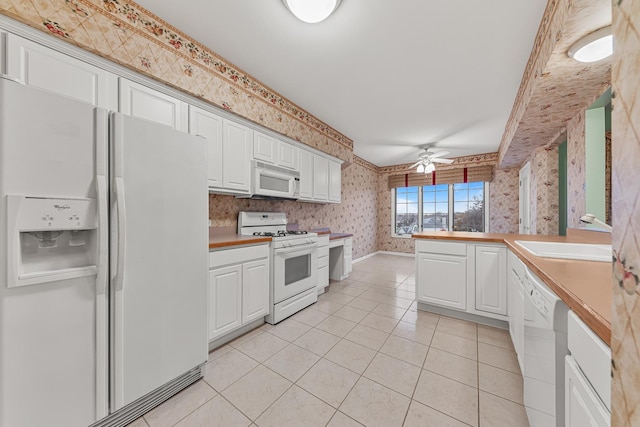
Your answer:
(6, 195), (98, 288)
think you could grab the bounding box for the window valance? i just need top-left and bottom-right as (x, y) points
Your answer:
(388, 165), (494, 189)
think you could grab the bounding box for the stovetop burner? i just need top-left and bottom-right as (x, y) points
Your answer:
(252, 230), (309, 237)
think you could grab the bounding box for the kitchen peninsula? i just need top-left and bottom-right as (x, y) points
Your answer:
(412, 231), (611, 343)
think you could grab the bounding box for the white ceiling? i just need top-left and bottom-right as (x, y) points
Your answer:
(134, 0), (547, 167)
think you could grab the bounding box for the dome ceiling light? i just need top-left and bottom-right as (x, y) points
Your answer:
(282, 0), (343, 24)
(568, 26), (613, 63)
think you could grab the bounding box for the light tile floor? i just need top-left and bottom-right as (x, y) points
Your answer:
(128, 254), (530, 427)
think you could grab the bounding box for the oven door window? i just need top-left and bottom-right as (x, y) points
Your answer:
(284, 253), (310, 286)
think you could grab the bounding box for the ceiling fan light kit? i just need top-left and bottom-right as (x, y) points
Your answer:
(411, 146), (454, 173)
(282, 0), (342, 23)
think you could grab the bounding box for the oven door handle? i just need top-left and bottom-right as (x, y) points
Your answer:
(275, 244), (317, 255)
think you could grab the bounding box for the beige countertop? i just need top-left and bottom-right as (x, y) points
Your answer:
(329, 232), (353, 240)
(412, 231), (612, 345)
(310, 228), (353, 240)
(209, 229), (271, 249)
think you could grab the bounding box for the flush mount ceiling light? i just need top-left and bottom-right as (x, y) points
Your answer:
(282, 0), (342, 23)
(410, 147), (453, 174)
(568, 26), (613, 63)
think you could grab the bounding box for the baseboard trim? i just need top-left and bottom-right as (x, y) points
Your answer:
(417, 302), (508, 330)
(353, 250), (415, 263)
(208, 318), (265, 351)
(377, 251), (415, 258)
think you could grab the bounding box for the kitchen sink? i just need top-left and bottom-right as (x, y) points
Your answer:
(514, 240), (612, 262)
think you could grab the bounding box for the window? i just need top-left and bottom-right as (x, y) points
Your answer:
(453, 182), (485, 232)
(422, 184), (449, 231)
(394, 187), (419, 235)
(393, 182), (487, 235)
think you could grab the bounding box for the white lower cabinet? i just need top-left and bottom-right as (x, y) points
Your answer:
(343, 237), (353, 275)
(565, 310), (611, 427)
(416, 239), (507, 321)
(329, 237), (353, 281)
(242, 259), (270, 324)
(208, 244), (269, 341)
(475, 245), (507, 315)
(416, 246), (467, 310)
(565, 356), (610, 427)
(316, 235), (330, 293)
(508, 250), (526, 369)
(208, 265), (242, 339)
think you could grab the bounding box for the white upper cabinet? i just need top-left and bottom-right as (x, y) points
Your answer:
(5, 33), (117, 110)
(298, 150), (314, 200)
(189, 106), (252, 194)
(253, 131), (298, 170)
(278, 142), (298, 170)
(189, 105), (223, 188)
(222, 119), (253, 193)
(119, 78), (188, 131)
(254, 131), (277, 164)
(329, 160), (342, 203)
(313, 156), (329, 201)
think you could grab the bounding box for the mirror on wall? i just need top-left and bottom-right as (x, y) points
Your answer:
(558, 87), (611, 235)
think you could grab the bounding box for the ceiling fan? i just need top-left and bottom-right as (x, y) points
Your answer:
(410, 146), (454, 173)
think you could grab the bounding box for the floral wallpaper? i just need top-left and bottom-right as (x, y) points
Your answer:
(209, 157), (379, 260)
(489, 168), (520, 234)
(532, 146), (559, 235)
(611, 1), (640, 425)
(0, 0), (353, 163)
(498, 0), (611, 168)
(567, 110), (587, 228)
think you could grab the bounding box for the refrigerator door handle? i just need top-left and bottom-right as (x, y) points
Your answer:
(96, 175), (108, 296)
(114, 176), (127, 292)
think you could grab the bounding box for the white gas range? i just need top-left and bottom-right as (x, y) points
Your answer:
(238, 212), (318, 324)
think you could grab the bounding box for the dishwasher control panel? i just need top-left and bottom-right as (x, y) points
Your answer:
(530, 289), (550, 316)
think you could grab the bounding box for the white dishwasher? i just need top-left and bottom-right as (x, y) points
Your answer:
(522, 267), (569, 427)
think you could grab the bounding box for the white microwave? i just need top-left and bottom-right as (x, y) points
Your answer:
(249, 160), (300, 200)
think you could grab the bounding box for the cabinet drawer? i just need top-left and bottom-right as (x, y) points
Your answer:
(318, 254), (329, 268)
(416, 240), (466, 256)
(317, 235), (330, 247)
(318, 246), (329, 258)
(568, 311), (611, 410)
(209, 244), (269, 269)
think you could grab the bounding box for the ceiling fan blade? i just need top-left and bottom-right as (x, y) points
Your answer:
(431, 158), (454, 164)
(409, 161), (423, 168)
(428, 150), (450, 158)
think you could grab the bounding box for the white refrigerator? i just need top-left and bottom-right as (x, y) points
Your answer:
(0, 77), (209, 427)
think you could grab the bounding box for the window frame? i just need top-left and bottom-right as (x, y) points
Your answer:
(391, 182), (490, 238)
